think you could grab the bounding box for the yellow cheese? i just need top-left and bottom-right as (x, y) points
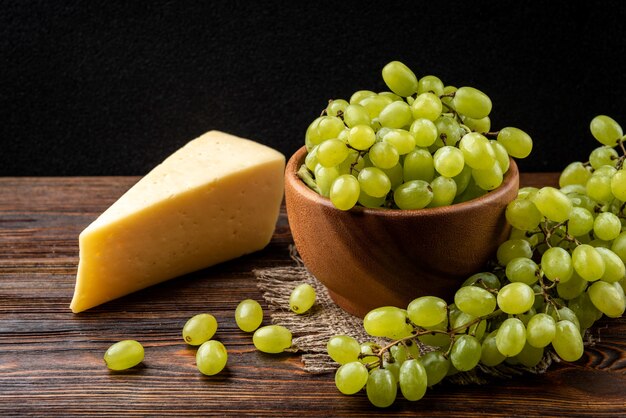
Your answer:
(70, 131), (285, 313)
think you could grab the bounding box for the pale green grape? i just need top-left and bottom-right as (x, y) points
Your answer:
(551, 306), (581, 331)
(418, 319), (451, 348)
(611, 232), (626, 263)
(428, 176), (457, 207)
(441, 85), (457, 109)
(252, 325), (292, 353)
(305, 145), (319, 171)
(182, 313), (218, 346)
(398, 359), (427, 401)
(495, 318), (526, 357)
(379, 91), (403, 101)
(337, 150), (365, 175)
(363, 306), (407, 338)
(458, 132), (496, 170)
(496, 127), (533, 158)
(586, 174), (613, 203)
(317, 138), (349, 167)
(568, 207), (594, 237)
(453, 86), (492, 119)
(556, 271), (588, 300)
(593, 212), (621, 241)
(517, 186), (539, 200)
(588, 281), (626, 318)
(531, 187), (572, 222)
(480, 330), (506, 366)
(454, 286), (496, 317)
(410, 118), (438, 147)
(496, 239), (533, 266)
(314, 164), (340, 197)
(366, 368), (397, 408)
(327, 335), (361, 365)
(390, 344), (408, 364)
(472, 161), (503, 191)
(463, 115), (492, 134)
(411, 93), (442, 121)
(450, 335), (481, 371)
(381, 164), (403, 191)
(196, 340), (228, 376)
(506, 257), (539, 285)
(610, 169), (626, 201)
(393, 180), (433, 209)
(382, 358), (401, 382)
(383, 129), (416, 155)
(417, 75), (444, 96)
(453, 164), (473, 196)
(378, 101), (412, 129)
(589, 146), (618, 169)
(347, 125), (376, 150)
(326, 99), (349, 117)
(559, 161), (592, 187)
(369, 141), (400, 169)
(433, 146), (465, 177)
(497, 282), (535, 314)
(595, 247), (626, 283)
(104, 340), (144, 371)
(311, 116), (345, 145)
(235, 299), (263, 332)
(505, 198), (542, 231)
(434, 116), (462, 147)
(358, 167), (392, 198)
(462, 271), (501, 290)
(360, 95), (393, 118)
(407, 296), (447, 327)
(541, 247), (573, 283)
(359, 342), (379, 365)
(382, 61), (418, 97)
(350, 90), (377, 104)
(335, 362), (369, 395)
(594, 165), (617, 177)
(403, 148), (435, 182)
(490, 139), (510, 172)
(329, 174), (360, 211)
(289, 283), (316, 314)
(343, 104), (371, 128)
(552, 320), (583, 361)
(590, 115), (623, 146)
(515, 342), (544, 368)
(572, 244), (605, 281)
(526, 313), (556, 348)
(421, 350), (450, 386)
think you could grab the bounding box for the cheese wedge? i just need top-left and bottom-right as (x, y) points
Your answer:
(70, 131), (285, 313)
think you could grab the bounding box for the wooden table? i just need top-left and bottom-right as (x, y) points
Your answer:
(0, 175), (624, 417)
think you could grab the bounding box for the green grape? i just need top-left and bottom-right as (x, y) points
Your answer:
(378, 101), (413, 129)
(452, 86), (492, 119)
(517, 186), (539, 200)
(495, 318), (526, 357)
(595, 247), (626, 283)
(410, 118), (438, 147)
(347, 125), (376, 150)
(434, 116), (462, 147)
(552, 320), (584, 362)
(182, 313), (218, 346)
(531, 187), (572, 222)
(407, 296), (447, 327)
(317, 138), (349, 167)
(428, 176), (457, 207)
(496, 239), (533, 266)
(289, 283), (316, 314)
(586, 174), (613, 203)
(506, 257), (539, 285)
(541, 247), (574, 283)
(526, 313), (556, 348)
(104, 340), (144, 371)
(252, 325), (292, 353)
(590, 115), (623, 146)
(472, 161), (503, 191)
(403, 148), (435, 182)
(360, 95), (393, 118)
(326, 99), (349, 117)
(378, 91), (403, 101)
(569, 292), (602, 329)
(358, 167), (392, 198)
(411, 93), (442, 121)
(441, 85), (457, 109)
(515, 342), (544, 368)
(559, 161), (592, 187)
(449, 335), (481, 372)
(497, 282), (535, 314)
(393, 180), (433, 209)
(398, 359), (427, 401)
(366, 368), (397, 408)
(611, 232), (626, 263)
(382, 163), (404, 190)
(337, 150), (365, 175)
(383, 129), (416, 155)
(196, 340), (228, 376)
(567, 207), (594, 237)
(359, 342), (379, 365)
(314, 164), (340, 197)
(505, 198), (542, 231)
(572, 244), (605, 282)
(421, 350), (450, 386)
(458, 132), (496, 170)
(454, 286), (496, 317)
(588, 281), (626, 318)
(418, 319), (451, 348)
(369, 141), (400, 169)
(610, 169), (626, 201)
(305, 145), (320, 171)
(593, 212), (621, 241)
(327, 335), (361, 365)
(480, 330), (506, 366)
(551, 306), (581, 331)
(489, 139), (510, 172)
(335, 361), (369, 395)
(589, 146), (618, 169)
(453, 164), (473, 196)
(235, 299), (263, 332)
(382, 358), (401, 382)
(343, 104), (371, 128)
(329, 174), (360, 211)
(382, 61), (418, 97)
(363, 306), (407, 338)
(594, 165), (617, 177)
(496, 127), (533, 158)
(556, 271), (588, 300)
(462, 271), (501, 290)
(417, 75), (444, 96)
(433, 146), (465, 177)
(390, 344), (409, 364)
(350, 90), (377, 104)
(463, 115), (492, 134)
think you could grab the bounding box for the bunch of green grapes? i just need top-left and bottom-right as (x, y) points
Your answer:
(326, 116), (626, 407)
(299, 61), (533, 210)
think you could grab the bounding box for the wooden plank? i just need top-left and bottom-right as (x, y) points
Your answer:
(0, 176), (624, 416)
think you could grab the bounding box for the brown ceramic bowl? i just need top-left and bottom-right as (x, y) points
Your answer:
(285, 146), (520, 318)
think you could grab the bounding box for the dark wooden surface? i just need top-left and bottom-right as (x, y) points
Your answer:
(0, 174), (624, 417)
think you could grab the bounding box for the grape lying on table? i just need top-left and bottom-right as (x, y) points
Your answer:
(328, 115), (626, 407)
(299, 60), (533, 210)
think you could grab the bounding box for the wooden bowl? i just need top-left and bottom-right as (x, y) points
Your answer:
(285, 146), (519, 318)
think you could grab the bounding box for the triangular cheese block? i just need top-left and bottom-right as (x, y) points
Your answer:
(70, 131), (285, 313)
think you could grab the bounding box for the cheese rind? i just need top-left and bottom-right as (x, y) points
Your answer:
(70, 131), (285, 313)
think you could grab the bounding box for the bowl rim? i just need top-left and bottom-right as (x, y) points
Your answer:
(286, 145), (520, 217)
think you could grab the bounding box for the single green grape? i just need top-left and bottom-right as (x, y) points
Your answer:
(428, 176), (457, 207)
(586, 173), (613, 203)
(525, 313), (556, 348)
(495, 318), (526, 357)
(196, 340), (228, 376)
(381, 61), (418, 97)
(343, 104), (371, 128)
(454, 286), (496, 317)
(610, 169), (626, 201)
(182, 313), (218, 346)
(360, 94), (393, 118)
(335, 361), (369, 395)
(458, 132), (496, 170)
(505, 198), (542, 231)
(593, 212), (621, 241)
(496, 239), (533, 266)
(556, 271), (588, 300)
(417, 75), (444, 96)
(505, 257), (539, 285)
(420, 350), (450, 386)
(289, 283), (316, 314)
(369, 141), (400, 169)
(433, 146), (465, 178)
(403, 148), (435, 182)
(363, 306), (407, 338)
(472, 161), (503, 191)
(515, 342), (544, 368)
(588, 281), (626, 318)
(480, 330), (506, 366)
(358, 167), (392, 199)
(347, 125), (376, 150)
(314, 164), (340, 197)
(434, 115), (463, 147)
(450, 334), (482, 371)
(541, 247), (573, 283)
(595, 247), (626, 283)
(407, 296), (447, 327)
(559, 161), (592, 187)
(453, 86), (492, 119)
(393, 180), (433, 209)
(317, 138), (349, 168)
(552, 320), (583, 362)
(350, 90), (377, 104)
(464, 114), (492, 134)
(496, 127), (533, 158)
(366, 368), (397, 408)
(235, 299), (263, 332)
(398, 359), (428, 401)
(497, 282), (535, 314)
(590, 115), (623, 146)
(589, 146), (618, 169)
(378, 101), (412, 129)
(409, 118), (438, 147)
(104, 340), (144, 371)
(383, 129), (416, 155)
(329, 174), (360, 211)
(567, 207), (594, 237)
(572, 244), (605, 282)
(531, 187), (572, 222)
(326, 99), (349, 117)
(327, 335), (361, 365)
(252, 325), (292, 354)
(490, 140), (510, 172)
(462, 271), (501, 290)
(411, 93), (442, 121)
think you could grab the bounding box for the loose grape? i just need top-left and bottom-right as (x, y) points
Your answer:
(289, 283), (316, 314)
(327, 335), (361, 365)
(182, 313), (218, 346)
(407, 296), (447, 327)
(495, 318), (526, 357)
(590, 115), (623, 146)
(196, 340), (228, 376)
(497, 282), (535, 314)
(496, 127), (533, 158)
(335, 362), (369, 395)
(366, 368), (397, 408)
(235, 299), (264, 332)
(363, 306), (407, 338)
(398, 359), (428, 401)
(104, 340), (144, 371)
(453, 86), (492, 119)
(253, 325), (292, 354)
(552, 320), (584, 362)
(381, 61), (418, 97)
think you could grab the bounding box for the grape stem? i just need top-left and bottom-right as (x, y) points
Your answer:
(296, 164), (321, 194)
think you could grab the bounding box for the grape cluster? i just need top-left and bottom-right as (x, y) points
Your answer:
(299, 61), (533, 210)
(326, 116), (626, 408)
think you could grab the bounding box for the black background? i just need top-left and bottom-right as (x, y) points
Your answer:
(2, 1), (626, 175)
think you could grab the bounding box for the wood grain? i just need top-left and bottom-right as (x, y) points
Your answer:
(0, 175), (624, 417)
